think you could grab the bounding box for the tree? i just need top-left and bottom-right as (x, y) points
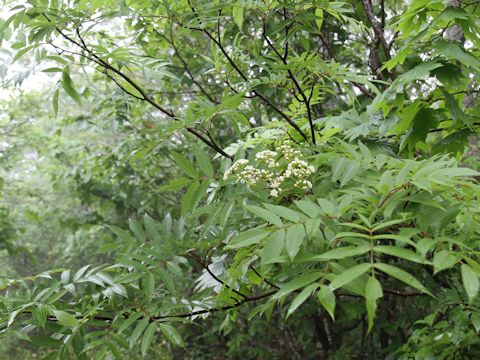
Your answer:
(0, 0), (479, 358)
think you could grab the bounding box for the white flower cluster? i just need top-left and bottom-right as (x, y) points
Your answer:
(224, 142), (314, 198)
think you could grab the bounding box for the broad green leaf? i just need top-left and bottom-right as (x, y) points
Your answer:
(261, 229), (285, 266)
(461, 264), (479, 303)
(433, 250), (457, 274)
(365, 276), (383, 333)
(329, 263), (371, 291)
(245, 205), (283, 227)
(286, 223), (306, 259)
(295, 199), (320, 218)
(317, 285), (335, 320)
(374, 263), (432, 296)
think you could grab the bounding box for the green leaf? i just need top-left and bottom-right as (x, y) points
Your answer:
(433, 250), (457, 274)
(143, 272), (155, 302)
(141, 322), (157, 356)
(285, 223), (306, 259)
(119, 312), (142, 333)
(374, 263), (432, 296)
(181, 181), (200, 215)
(225, 228), (270, 249)
(461, 264), (479, 303)
(160, 323), (183, 346)
(61, 71), (82, 104)
(53, 310), (78, 327)
(193, 145), (214, 177)
(315, 8), (324, 30)
(232, 5), (244, 29)
(144, 214), (161, 243)
(157, 268), (175, 294)
(111, 284), (128, 297)
(272, 272), (323, 300)
(52, 88), (59, 116)
(32, 304), (48, 328)
(129, 317), (150, 348)
(374, 246), (427, 264)
(329, 263), (371, 291)
(129, 218), (145, 242)
(365, 276), (383, 333)
(294, 199), (320, 218)
(171, 152), (198, 178)
(157, 178), (193, 192)
(317, 285), (335, 320)
(262, 204), (301, 222)
(245, 205), (283, 227)
(261, 229), (285, 266)
(308, 246), (370, 261)
(287, 283), (319, 318)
